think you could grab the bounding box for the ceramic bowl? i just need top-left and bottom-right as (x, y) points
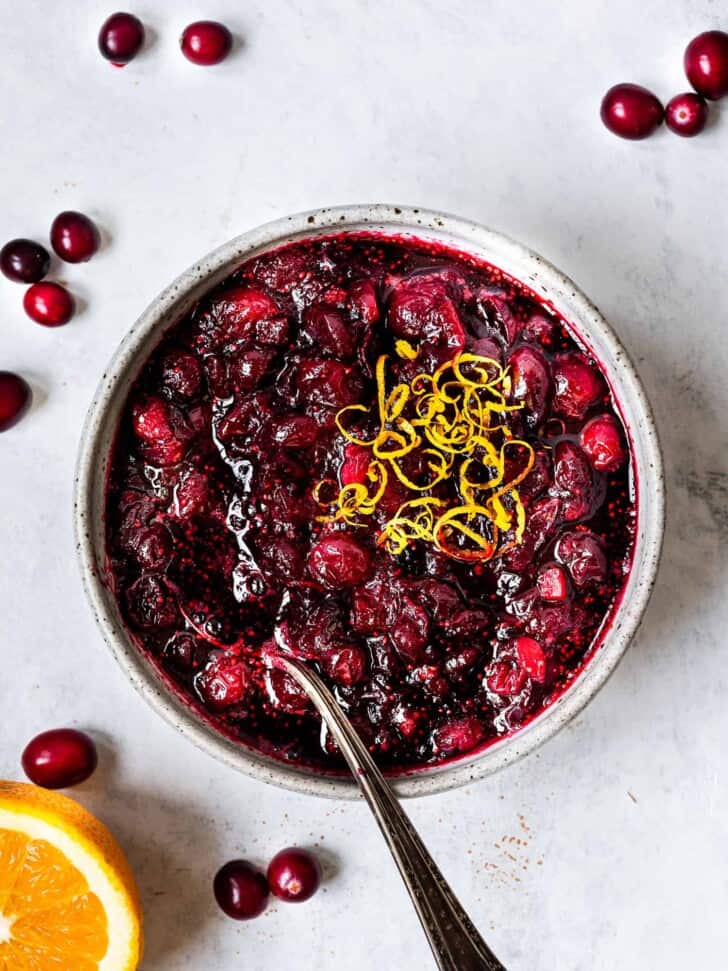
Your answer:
(74, 204), (665, 799)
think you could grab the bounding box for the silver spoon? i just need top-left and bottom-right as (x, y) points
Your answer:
(279, 654), (507, 971)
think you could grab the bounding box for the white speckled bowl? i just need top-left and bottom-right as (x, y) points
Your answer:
(74, 204), (664, 799)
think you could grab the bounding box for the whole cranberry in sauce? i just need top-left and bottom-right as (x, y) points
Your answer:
(600, 83), (664, 140)
(23, 282), (75, 327)
(684, 30), (728, 101)
(50, 211), (100, 264)
(180, 21), (233, 66)
(98, 12), (145, 65)
(0, 372), (32, 432)
(22, 729), (98, 789)
(0, 239), (50, 283)
(267, 848), (322, 903)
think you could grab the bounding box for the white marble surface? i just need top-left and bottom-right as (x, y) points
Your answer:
(1, 2), (727, 968)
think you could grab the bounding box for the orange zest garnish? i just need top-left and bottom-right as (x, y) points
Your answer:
(316, 351), (535, 562)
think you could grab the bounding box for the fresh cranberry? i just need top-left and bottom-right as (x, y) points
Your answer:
(665, 92), (709, 136)
(98, 12), (144, 65)
(214, 861), (269, 920)
(180, 21), (233, 66)
(536, 564), (568, 602)
(160, 350), (202, 399)
(508, 345), (552, 426)
(552, 352), (604, 419)
(684, 30), (728, 101)
(0, 239), (50, 283)
(556, 531), (607, 588)
(23, 282), (74, 327)
(195, 654), (249, 710)
(22, 729), (97, 789)
(513, 637), (547, 683)
(432, 716), (485, 755)
(0, 372), (32, 432)
(50, 211), (100, 264)
(267, 848), (322, 903)
(600, 83), (664, 139)
(580, 413), (625, 471)
(307, 535), (373, 588)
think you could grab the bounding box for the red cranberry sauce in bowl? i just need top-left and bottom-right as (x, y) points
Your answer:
(105, 232), (636, 773)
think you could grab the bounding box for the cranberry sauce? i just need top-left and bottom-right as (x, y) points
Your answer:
(105, 233), (636, 771)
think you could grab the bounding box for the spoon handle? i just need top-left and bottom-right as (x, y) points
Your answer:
(280, 656), (507, 971)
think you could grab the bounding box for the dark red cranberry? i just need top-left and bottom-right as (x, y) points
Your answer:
(324, 644), (367, 686)
(180, 21), (233, 66)
(22, 729), (98, 789)
(556, 531), (607, 588)
(552, 352), (604, 420)
(98, 12), (145, 65)
(302, 305), (354, 359)
(267, 848), (322, 903)
(126, 573), (179, 629)
(0, 372), (32, 432)
(270, 415), (319, 448)
(23, 282), (74, 327)
(684, 31), (728, 101)
(508, 345), (552, 426)
(195, 654), (249, 710)
(665, 92), (709, 137)
(50, 211), (100, 264)
(265, 666), (312, 714)
(600, 83), (664, 140)
(160, 350), (202, 399)
(132, 395), (175, 443)
(485, 660), (528, 697)
(552, 440), (594, 521)
(307, 535), (373, 588)
(580, 413), (626, 471)
(432, 716), (485, 755)
(0, 239), (50, 283)
(536, 564), (568, 602)
(513, 637), (547, 683)
(214, 861), (269, 920)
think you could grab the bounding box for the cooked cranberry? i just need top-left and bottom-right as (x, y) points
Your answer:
(195, 654), (249, 710)
(684, 31), (728, 101)
(0, 239), (50, 283)
(267, 848), (322, 903)
(308, 535), (372, 588)
(229, 348), (274, 392)
(390, 598), (430, 663)
(160, 350), (202, 399)
(270, 415), (319, 448)
(485, 659), (528, 697)
(324, 644), (367, 686)
(302, 305), (354, 359)
(214, 861), (269, 920)
(132, 395), (175, 443)
(0, 372), (32, 432)
(508, 345), (552, 426)
(22, 729), (97, 789)
(556, 531), (607, 588)
(50, 211), (100, 264)
(296, 358), (362, 411)
(131, 522), (174, 570)
(432, 716), (485, 755)
(388, 277), (465, 354)
(513, 637), (547, 683)
(580, 413), (625, 471)
(552, 441), (594, 521)
(600, 83), (664, 139)
(536, 564), (568, 602)
(348, 278), (380, 323)
(98, 12), (144, 65)
(163, 631), (200, 670)
(265, 667), (312, 714)
(665, 92), (709, 136)
(180, 21), (233, 66)
(23, 282), (74, 327)
(552, 352), (604, 420)
(126, 573), (178, 629)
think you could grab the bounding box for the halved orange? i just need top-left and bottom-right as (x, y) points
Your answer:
(0, 781), (142, 970)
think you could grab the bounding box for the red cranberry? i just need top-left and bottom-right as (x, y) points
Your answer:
(302, 306), (354, 359)
(23, 282), (74, 327)
(552, 352), (604, 420)
(50, 211), (100, 264)
(126, 573), (179, 629)
(552, 440), (594, 521)
(665, 92), (709, 136)
(513, 637), (547, 683)
(132, 395), (175, 443)
(180, 21), (233, 66)
(324, 644), (368, 686)
(0, 239), (50, 283)
(214, 861), (269, 920)
(270, 415), (319, 448)
(98, 12), (145, 65)
(536, 564), (568, 602)
(307, 535), (373, 588)
(160, 350), (202, 399)
(265, 667), (312, 714)
(0, 372), (32, 432)
(348, 279), (380, 324)
(432, 716), (485, 755)
(684, 31), (728, 101)
(267, 848), (322, 903)
(555, 531), (607, 588)
(195, 654), (249, 710)
(485, 660), (528, 697)
(600, 83), (664, 140)
(508, 345), (552, 426)
(580, 413), (625, 471)
(22, 729), (98, 789)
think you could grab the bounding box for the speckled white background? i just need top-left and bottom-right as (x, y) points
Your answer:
(1, 2), (726, 969)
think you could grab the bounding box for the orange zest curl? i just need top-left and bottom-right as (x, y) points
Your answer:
(315, 351), (535, 562)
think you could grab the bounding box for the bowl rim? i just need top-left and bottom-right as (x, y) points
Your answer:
(74, 203), (665, 800)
